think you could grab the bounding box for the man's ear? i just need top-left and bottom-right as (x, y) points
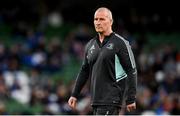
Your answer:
(111, 19), (113, 25)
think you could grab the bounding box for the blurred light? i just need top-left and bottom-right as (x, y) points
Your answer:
(155, 71), (165, 83)
(48, 12), (63, 27)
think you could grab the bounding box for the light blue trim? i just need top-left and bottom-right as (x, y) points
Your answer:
(115, 54), (127, 82)
(115, 33), (136, 68)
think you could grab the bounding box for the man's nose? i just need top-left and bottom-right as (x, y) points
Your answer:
(96, 20), (101, 24)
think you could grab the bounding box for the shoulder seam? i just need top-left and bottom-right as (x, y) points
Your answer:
(114, 33), (129, 45)
(114, 33), (136, 68)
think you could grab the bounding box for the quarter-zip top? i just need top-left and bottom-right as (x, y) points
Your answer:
(72, 32), (137, 107)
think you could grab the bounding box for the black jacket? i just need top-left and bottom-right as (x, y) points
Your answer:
(72, 32), (137, 107)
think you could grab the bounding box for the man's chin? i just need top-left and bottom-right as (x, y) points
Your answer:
(96, 30), (103, 33)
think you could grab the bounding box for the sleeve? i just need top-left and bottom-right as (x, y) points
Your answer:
(116, 39), (137, 105)
(71, 41), (92, 98)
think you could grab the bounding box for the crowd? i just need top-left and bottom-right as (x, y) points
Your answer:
(0, 22), (179, 115)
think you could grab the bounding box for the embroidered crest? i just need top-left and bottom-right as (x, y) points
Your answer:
(106, 43), (114, 50)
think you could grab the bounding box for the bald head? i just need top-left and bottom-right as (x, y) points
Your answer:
(94, 7), (113, 35)
(95, 7), (113, 21)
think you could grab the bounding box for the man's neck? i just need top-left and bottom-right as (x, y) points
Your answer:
(98, 30), (113, 43)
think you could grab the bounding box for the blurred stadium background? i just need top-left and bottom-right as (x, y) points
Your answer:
(0, 0), (179, 115)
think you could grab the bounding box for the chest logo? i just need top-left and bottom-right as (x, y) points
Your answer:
(89, 45), (95, 53)
(87, 45), (95, 59)
(90, 45), (95, 51)
(106, 43), (114, 50)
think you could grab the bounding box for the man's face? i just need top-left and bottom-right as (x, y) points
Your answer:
(94, 10), (112, 33)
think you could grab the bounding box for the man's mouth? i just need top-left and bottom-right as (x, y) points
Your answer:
(96, 27), (102, 29)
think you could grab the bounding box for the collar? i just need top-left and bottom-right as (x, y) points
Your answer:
(96, 32), (114, 47)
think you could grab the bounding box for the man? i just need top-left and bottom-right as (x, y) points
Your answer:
(68, 7), (137, 115)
